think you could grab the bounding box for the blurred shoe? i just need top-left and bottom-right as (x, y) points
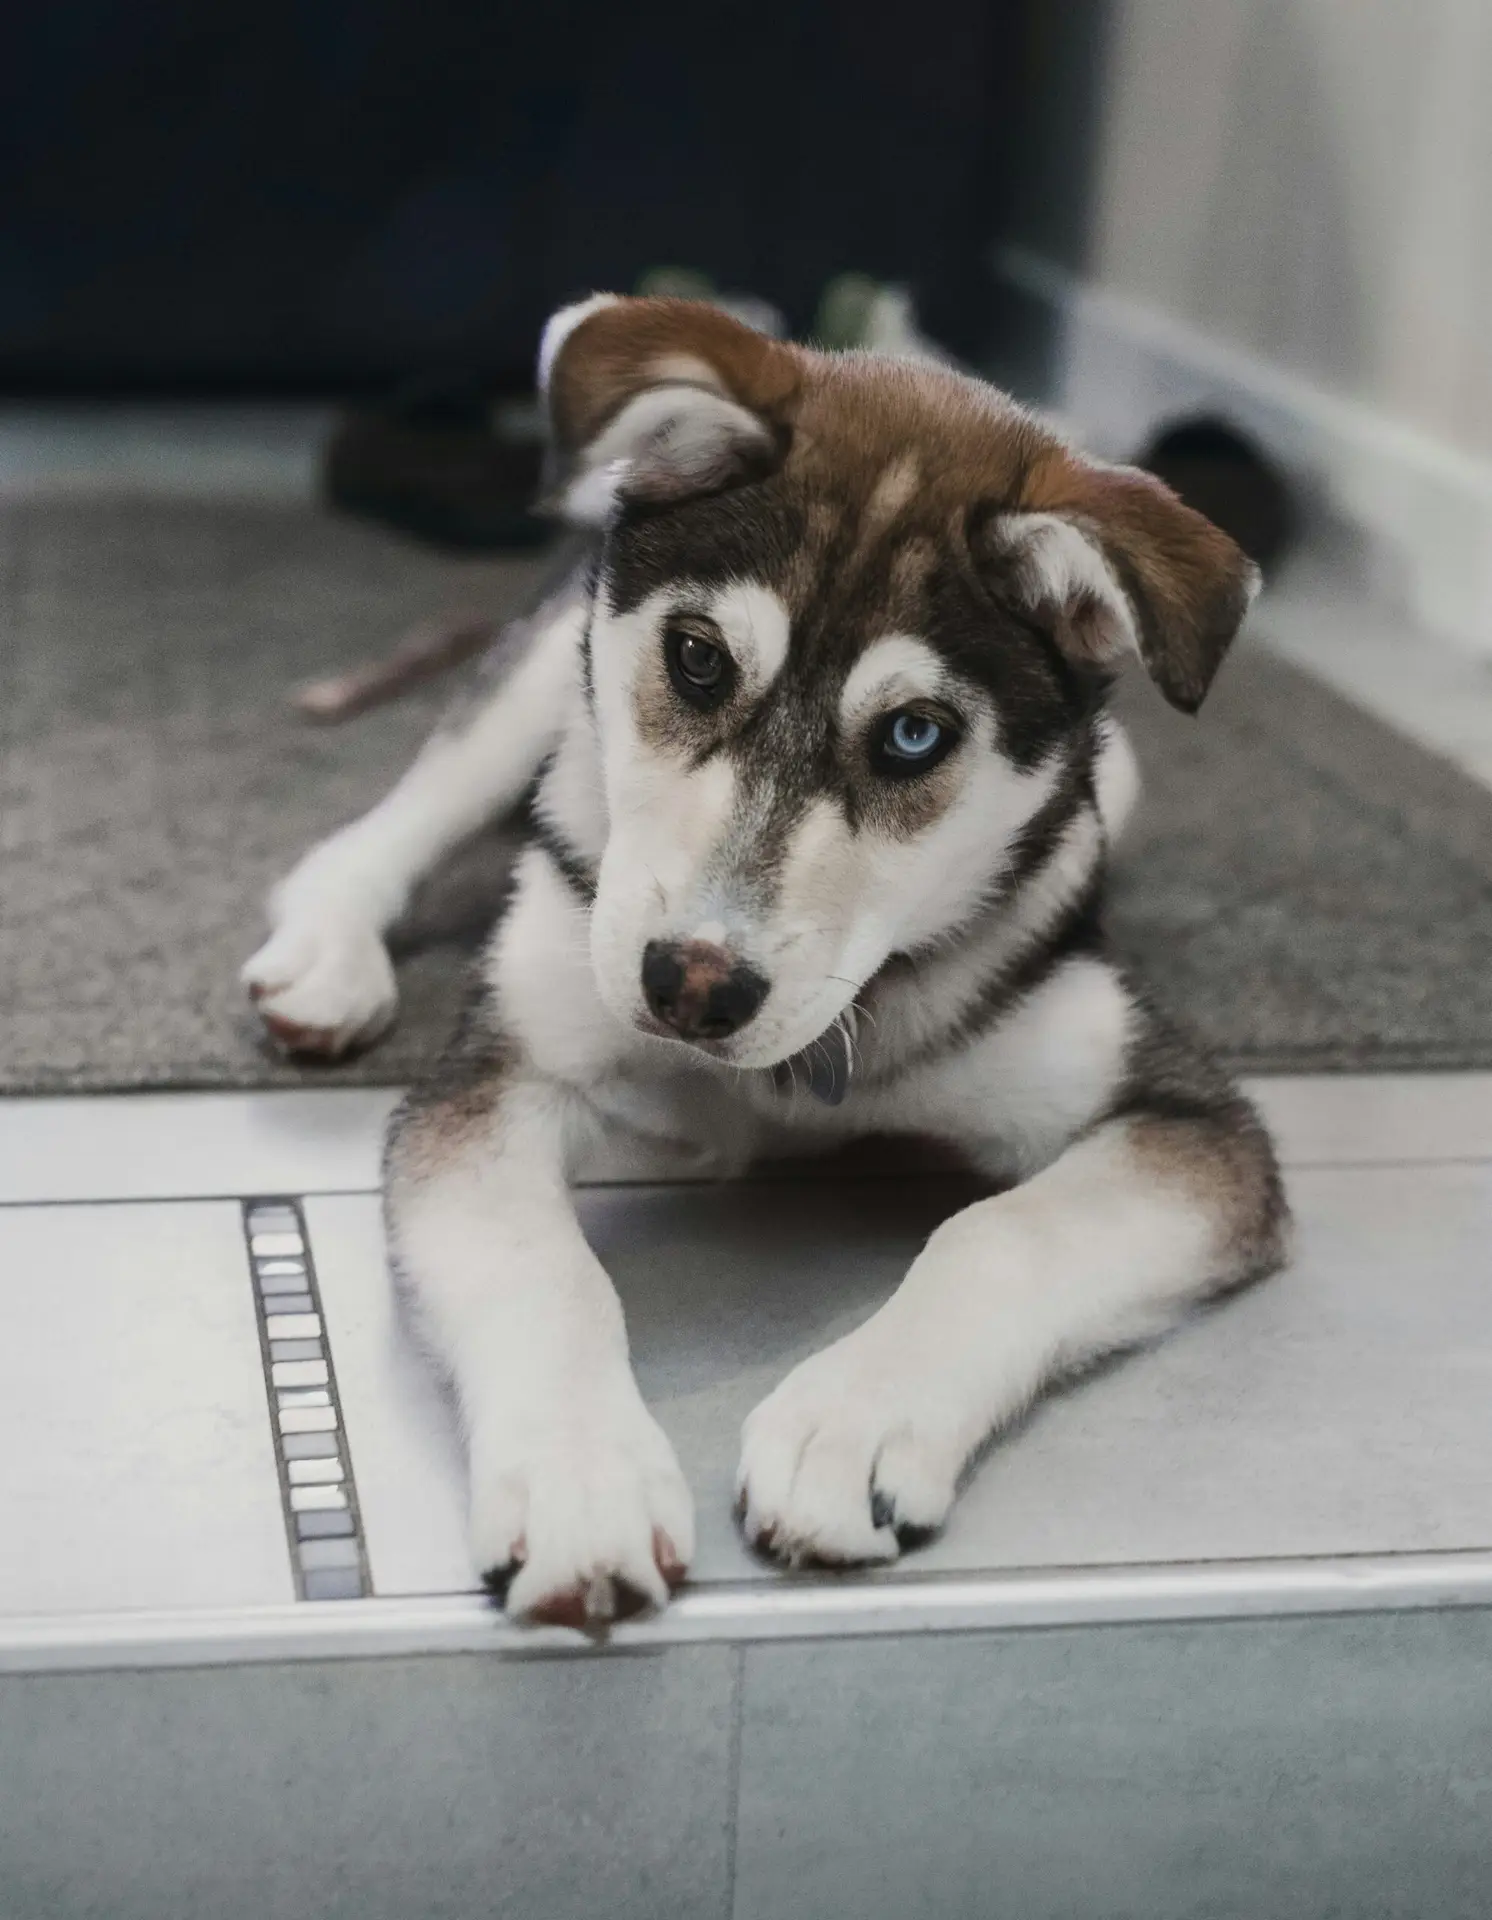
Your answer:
(322, 369), (548, 552)
(1134, 417), (1297, 575)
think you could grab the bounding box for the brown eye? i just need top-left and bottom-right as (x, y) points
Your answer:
(664, 622), (733, 709)
(678, 635), (723, 686)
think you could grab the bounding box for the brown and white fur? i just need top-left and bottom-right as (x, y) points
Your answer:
(245, 296), (1288, 1628)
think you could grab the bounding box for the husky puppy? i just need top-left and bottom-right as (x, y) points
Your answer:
(246, 296), (1287, 1627)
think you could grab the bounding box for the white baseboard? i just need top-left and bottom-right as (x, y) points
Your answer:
(996, 247), (1492, 660)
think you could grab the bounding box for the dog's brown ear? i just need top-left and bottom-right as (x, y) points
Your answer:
(975, 451), (1259, 713)
(536, 295), (801, 524)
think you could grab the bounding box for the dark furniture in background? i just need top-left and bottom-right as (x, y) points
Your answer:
(1, 0), (1035, 393)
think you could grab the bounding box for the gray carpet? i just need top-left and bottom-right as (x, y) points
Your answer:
(6, 497), (1492, 1093)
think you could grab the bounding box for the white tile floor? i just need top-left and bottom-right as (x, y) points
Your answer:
(3, 1072), (1492, 1654)
(0, 1200), (294, 1617)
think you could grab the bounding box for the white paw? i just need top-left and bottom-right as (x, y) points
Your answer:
(737, 1335), (967, 1567)
(470, 1394), (694, 1628)
(241, 917), (397, 1057)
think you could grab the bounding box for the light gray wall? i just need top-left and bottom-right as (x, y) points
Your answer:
(1017, 0), (1492, 458)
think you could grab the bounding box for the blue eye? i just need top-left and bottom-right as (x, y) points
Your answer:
(888, 713), (941, 759)
(872, 708), (957, 778)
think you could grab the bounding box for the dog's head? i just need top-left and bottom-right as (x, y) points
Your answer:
(541, 295), (1257, 1073)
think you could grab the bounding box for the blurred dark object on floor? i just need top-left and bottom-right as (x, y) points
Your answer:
(323, 373), (547, 550)
(1135, 418), (1298, 575)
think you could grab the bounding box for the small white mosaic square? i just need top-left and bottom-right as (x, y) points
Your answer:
(265, 1313), (322, 1340)
(287, 1456), (345, 1486)
(271, 1358), (328, 1389)
(289, 1484), (348, 1512)
(279, 1405), (338, 1434)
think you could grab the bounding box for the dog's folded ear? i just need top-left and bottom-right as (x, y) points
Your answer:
(973, 453), (1260, 713)
(536, 295), (800, 525)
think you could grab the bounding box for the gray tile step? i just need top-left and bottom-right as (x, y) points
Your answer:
(3, 1080), (1491, 1918)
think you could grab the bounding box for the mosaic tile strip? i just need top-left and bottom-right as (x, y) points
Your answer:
(241, 1198), (371, 1602)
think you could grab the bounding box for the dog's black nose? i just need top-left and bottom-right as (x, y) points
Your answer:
(641, 939), (769, 1041)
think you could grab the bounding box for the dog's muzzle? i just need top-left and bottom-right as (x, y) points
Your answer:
(639, 939), (854, 1105)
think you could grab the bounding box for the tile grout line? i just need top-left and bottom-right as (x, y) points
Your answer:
(9, 1145), (1492, 1213)
(724, 1644), (746, 1920)
(240, 1197), (372, 1602)
(0, 1186), (385, 1212)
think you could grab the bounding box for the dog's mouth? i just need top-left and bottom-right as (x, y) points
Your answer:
(769, 1020), (855, 1104)
(637, 1012), (855, 1106)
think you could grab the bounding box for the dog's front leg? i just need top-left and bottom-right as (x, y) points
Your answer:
(737, 1106), (1285, 1566)
(244, 589), (579, 1056)
(386, 1039), (692, 1626)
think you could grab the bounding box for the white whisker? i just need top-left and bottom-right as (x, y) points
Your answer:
(837, 1011), (863, 1075)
